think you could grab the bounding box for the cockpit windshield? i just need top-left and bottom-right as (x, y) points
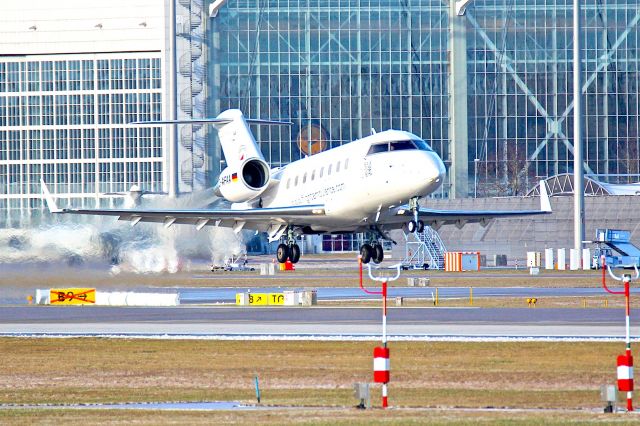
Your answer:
(366, 139), (434, 155)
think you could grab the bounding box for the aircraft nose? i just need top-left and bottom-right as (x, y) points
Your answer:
(424, 152), (446, 185)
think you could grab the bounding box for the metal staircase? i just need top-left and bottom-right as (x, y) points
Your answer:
(176, 0), (207, 190)
(403, 226), (446, 269)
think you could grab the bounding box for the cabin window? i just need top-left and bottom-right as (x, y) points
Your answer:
(303, 172), (307, 184)
(294, 175), (299, 186)
(336, 161), (341, 173)
(286, 178), (290, 189)
(344, 159), (349, 169)
(320, 167), (324, 178)
(311, 170), (315, 180)
(328, 164), (332, 175)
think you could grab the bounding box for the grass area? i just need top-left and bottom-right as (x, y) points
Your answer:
(321, 295), (640, 309)
(0, 339), (638, 423)
(2, 265), (605, 295)
(2, 408), (639, 425)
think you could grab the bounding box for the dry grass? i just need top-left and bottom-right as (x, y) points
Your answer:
(3, 407), (640, 425)
(2, 338), (639, 423)
(1, 265), (605, 294)
(322, 296), (640, 309)
(0, 339), (637, 424)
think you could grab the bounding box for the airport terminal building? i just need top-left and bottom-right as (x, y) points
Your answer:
(1, 0), (640, 254)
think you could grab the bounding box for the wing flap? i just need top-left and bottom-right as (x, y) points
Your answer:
(50, 204), (325, 230)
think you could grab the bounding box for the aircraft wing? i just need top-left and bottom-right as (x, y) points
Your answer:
(390, 181), (552, 228)
(41, 181), (324, 234)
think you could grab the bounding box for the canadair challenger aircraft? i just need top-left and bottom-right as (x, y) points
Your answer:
(42, 109), (551, 264)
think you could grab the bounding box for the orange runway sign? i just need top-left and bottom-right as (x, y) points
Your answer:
(50, 288), (96, 305)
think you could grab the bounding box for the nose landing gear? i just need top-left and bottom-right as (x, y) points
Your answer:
(407, 219), (425, 233)
(406, 196), (424, 233)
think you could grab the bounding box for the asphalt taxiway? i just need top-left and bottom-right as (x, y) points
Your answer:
(2, 306), (638, 340)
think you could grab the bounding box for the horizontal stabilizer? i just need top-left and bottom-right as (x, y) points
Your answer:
(131, 118), (292, 126)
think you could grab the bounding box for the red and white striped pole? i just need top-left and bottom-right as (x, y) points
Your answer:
(361, 258), (400, 409)
(374, 344), (390, 408)
(380, 281), (389, 408)
(618, 351), (633, 411)
(371, 280), (390, 408)
(605, 262), (637, 411)
(621, 275), (634, 411)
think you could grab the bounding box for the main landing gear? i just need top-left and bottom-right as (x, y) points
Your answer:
(360, 242), (384, 264)
(276, 242), (300, 263)
(276, 228), (301, 264)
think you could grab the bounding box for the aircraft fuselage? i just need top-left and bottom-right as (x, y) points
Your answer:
(250, 130), (446, 232)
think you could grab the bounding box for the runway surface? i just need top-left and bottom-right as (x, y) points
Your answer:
(2, 306), (639, 340)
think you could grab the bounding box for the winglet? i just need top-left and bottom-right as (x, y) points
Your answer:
(40, 179), (62, 213)
(539, 180), (552, 213)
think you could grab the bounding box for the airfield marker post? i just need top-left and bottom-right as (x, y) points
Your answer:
(359, 256), (401, 409)
(604, 257), (639, 412)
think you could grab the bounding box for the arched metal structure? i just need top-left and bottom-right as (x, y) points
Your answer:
(526, 174), (610, 197)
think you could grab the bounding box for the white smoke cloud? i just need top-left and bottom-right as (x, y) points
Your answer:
(0, 190), (248, 273)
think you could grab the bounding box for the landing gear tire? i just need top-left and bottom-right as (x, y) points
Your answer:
(276, 243), (289, 263)
(373, 244), (384, 264)
(290, 244), (301, 263)
(360, 244), (373, 264)
(407, 220), (417, 233)
(416, 220), (425, 233)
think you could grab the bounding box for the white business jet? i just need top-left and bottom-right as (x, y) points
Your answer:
(42, 109), (551, 264)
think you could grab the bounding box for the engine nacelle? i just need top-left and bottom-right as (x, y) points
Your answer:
(214, 158), (271, 203)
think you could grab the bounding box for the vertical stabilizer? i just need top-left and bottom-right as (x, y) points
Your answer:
(213, 109), (265, 167)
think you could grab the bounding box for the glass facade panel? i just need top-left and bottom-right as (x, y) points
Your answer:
(0, 53), (164, 223)
(468, 0), (640, 194)
(213, 0), (640, 197)
(214, 0), (450, 174)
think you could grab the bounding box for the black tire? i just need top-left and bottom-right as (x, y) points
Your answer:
(360, 244), (373, 264)
(276, 243), (289, 263)
(373, 244), (384, 264)
(417, 220), (425, 233)
(290, 244), (301, 263)
(407, 220), (417, 233)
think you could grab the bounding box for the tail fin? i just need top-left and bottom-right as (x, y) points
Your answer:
(133, 108), (291, 168)
(213, 109), (265, 168)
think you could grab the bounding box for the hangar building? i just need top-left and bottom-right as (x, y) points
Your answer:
(1, 0), (639, 257)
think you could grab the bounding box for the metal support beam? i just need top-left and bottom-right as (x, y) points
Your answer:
(573, 0), (585, 252)
(167, 0), (179, 198)
(208, 1), (222, 185)
(449, 0), (470, 198)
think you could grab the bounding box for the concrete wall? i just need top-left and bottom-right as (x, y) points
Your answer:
(0, 0), (164, 55)
(391, 195), (640, 264)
